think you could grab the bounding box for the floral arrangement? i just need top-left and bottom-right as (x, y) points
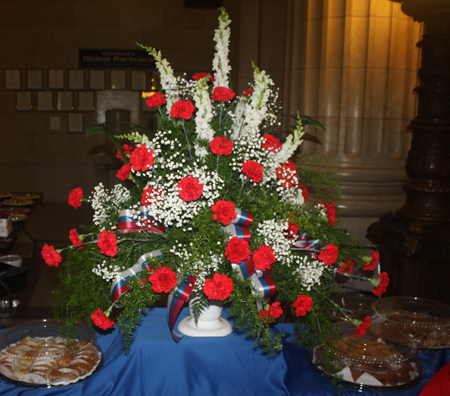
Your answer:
(43, 8), (388, 355)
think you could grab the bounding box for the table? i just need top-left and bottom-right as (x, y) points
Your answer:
(0, 308), (447, 395)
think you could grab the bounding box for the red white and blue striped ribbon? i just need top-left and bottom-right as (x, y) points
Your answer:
(110, 250), (164, 303)
(117, 206), (165, 234)
(167, 274), (197, 342)
(293, 232), (321, 259)
(232, 208), (253, 227)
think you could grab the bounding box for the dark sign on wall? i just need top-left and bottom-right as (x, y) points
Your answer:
(79, 49), (155, 68)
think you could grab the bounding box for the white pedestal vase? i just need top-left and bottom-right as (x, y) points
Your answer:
(178, 298), (232, 337)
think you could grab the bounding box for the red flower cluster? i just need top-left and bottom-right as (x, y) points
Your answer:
(212, 200), (236, 225)
(149, 267), (177, 293)
(97, 230), (118, 257)
(372, 272), (389, 296)
(259, 302), (283, 323)
(68, 187), (83, 209)
(252, 245), (276, 271)
(177, 175), (203, 202)
(318, 244), (339, 266)
(210, 136), (233, 156)
(130, 146), (155, 172)
(116, 163), (131, 181)
(192, 72), (215, 82)
(323, 200), (336, 227)
(261, 134), (282, 153)
(293, 294), (313, 317)
(69, 229), (83, 249)
(141, 186), (164, 206)
(355, 316), (371, 338)
(203, 273), (234, 300)
(242, 160), (263, 183)
(243, 89), (254, 96)
(364, 251), (379, 271)
(337, 258), (354, 274)
(276, 160), (298, 188)
(225, 237), (251, 263)
(170, 99), (195, 119)
(91, 308), (115, 330)
(146, 92), (167, 108)
(212, 87), (236, 103)
(298, 182), (309, 201)
(41, 244), (62, 267)
(116, 144), (134, 161)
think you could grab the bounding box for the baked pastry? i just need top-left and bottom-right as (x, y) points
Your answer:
(0, 336), (101, 385)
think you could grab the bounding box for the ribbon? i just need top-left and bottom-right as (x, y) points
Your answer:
(117, 206), (165, 234)
(167, 274), (197, 342)
(293, 232), (321, 259)
(110, 250), (164, 303)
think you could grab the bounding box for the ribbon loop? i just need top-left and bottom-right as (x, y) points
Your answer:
(293, 232), (321, 259)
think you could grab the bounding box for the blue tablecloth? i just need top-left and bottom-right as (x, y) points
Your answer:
(0, 308), (448, 395)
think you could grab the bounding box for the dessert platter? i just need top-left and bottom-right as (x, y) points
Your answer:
(12, 193), (40, 200)
(0, 320), (103, 387)
(311, 322), (421, 390)
(3, 207), (31, 215)
(0, 193), (12, 199)
(2, 199), (33, 207)
(372, 296), (450, 349)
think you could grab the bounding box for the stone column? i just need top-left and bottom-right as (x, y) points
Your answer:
(367, 0), (450, 303)
(283, 0), (421, 239)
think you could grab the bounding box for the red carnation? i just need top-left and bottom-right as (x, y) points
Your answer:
(337, 258), (354, 274)
(243, 89), (254, 96)
(68, 187), (83, 209)
(224, 237), (251, 264)
(364, 251), (380, 271)
(141, 186), (164, 206)
(262, 134), (282, 153)
(242, 160), (263, 183)
(116, 163), (131, 181)
(259, 302), (283, 323)
(323, 200), (336, 227)
(192, 72), (215, 82)
(170, 99), (195, 120)
(293, 294), (313, 317)
(212, 200), (237, 226)
(177, 175), (203, 202)
(276, 160), (298, 188)
(372, 272), (389, 296)
(97, 230), (118, 257)
(69, 229), (83, 249)
(116, 144), (134, 161)
(253, 245), (276, 271)
(318, 244), (339, 266)
(298, 182), (309, 201)
(146, 91), (167, 108)
(355, 316), (371, 338)
(129, 145), (155, 172)
(41, 244), (62, 267)
(212, 86), (236, 103)
(203, 273), (234, 301)
(91, 308), (115, 330)
(149, 267), (177, 293)
(287, 219), (299, 239)
(209, 136), (233, 156)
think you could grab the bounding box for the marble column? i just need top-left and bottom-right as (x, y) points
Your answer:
(283, 0), (421, 239)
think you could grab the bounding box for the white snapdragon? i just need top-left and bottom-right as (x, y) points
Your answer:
(193, 77), (215, 151)
(275, 116), (305, 164)
(212, 9), (232, 88)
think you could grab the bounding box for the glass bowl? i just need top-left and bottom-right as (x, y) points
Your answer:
(0, 319), (103, 387)
(311, 321), (421, 390)
(372, 296), (450, 350)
